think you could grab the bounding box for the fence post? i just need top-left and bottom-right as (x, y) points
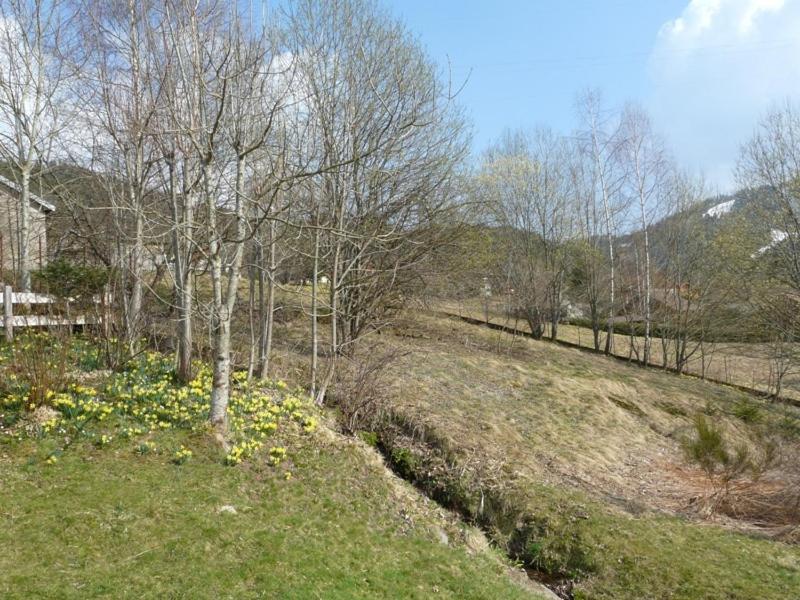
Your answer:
(4, 284), (13, 342)
(102, 284), (111, 339)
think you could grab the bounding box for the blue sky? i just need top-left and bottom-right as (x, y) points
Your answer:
(383, 0), (800, 192)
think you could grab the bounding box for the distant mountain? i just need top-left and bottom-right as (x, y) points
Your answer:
(637, 186), (792, 268)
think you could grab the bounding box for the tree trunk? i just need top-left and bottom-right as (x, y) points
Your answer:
(210, 309), (231, 427)
(527, 307), (543, 339)
(209, 157), (248, 429)
(643, 226), (652, 366)
(125, 185), (144, 352)
(18, 169), (31, 292)
(604, 237), (615, 356)
(247, 255), (257, 380)
(177, 273), (193, 382)
(311, 215), (320, 400)
(207, 163), (229, 429)
(259, 219), (276, 380)
(208, 244), (228, 428)
(170, 164), (193, 383)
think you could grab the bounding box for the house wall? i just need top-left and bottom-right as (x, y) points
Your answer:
(0, 188), (48, 274)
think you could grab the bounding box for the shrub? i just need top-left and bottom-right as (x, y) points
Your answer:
(33, 259), (109, 300)
(331, 344), (403, 434)
(5, 332), (72, 409)
(389, 447), (418, 479)
(509, 515), (593, 579)
(681, 414), (780, 511)
(359, 431), (379, 447)
(732, 400), (761, 423)
(683, 414), (731, 479)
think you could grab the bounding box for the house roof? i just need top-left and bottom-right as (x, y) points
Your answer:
(0, 174), (55, 212)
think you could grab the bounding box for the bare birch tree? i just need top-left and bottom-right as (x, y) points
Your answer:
(480, 129), (573, 340)
(575, 89), (624, 354)
(618, 104), (670, 365)
(737, 102), (800, 396)
(0, 0), (72, 290)
(76, 0), (168, 351)
(288, 0), (469, 402)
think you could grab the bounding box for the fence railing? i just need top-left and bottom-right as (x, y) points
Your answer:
(1, 284), (98, 342)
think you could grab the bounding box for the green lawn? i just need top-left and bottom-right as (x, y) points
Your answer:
(0, 428), (539, 599)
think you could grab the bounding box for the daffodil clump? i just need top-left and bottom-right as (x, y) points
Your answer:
(136, 440), (157, 455)
(0, 338), (318, 471)
(101, 353), (211, 432)
(172, 445), (193, 464)
(222, 376), (318, 466)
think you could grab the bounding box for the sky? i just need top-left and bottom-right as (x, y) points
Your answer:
(383, 0), (800, 193)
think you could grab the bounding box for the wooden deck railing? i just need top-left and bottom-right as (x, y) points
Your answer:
(1, 284), (97, 341)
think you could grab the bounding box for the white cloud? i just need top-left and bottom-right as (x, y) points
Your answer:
(739, 0), (784, 33)
(648, 0), (800, 191)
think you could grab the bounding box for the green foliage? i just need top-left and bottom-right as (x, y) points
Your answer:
(732, 400), (762, 423)
(509, 515), (593, 578)
(358, 430), (379, 447)
(778, 414), (800, 439)
(682, 414), (751, 486)
(389, 446), (418, 479)
(32, 259), (109, 299)
(683, 415), (729, 476)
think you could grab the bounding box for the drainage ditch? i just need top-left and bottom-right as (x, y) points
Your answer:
(371, 411), (584, 600)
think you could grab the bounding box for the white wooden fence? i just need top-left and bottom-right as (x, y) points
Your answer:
(1, 284), (96, 342)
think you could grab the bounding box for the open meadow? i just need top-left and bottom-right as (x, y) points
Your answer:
(441, 298), (800, 403)
(372, 312), (800, 598)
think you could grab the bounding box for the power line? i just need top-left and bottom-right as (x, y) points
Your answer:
(445, 38), (799, 73)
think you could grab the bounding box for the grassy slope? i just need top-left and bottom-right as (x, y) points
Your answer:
(440, 297), (800, 401)
(381, 313), (800, 599)
(0, 426), (540, 599)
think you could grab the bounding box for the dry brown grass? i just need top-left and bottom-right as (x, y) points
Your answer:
(263, 303), (800, 598)
(381, 311), (800, 528)
(440, 297), (800, 402)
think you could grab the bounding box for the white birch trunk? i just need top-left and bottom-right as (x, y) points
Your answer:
(18, 169), (31, 292)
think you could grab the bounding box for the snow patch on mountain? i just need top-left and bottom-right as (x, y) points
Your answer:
(752, 229), (788, 257)
(704, 199), (735, 218)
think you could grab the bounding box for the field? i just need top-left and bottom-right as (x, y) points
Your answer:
(440, 297), (800, 402)
(179, 286), (800, 598)
(368, 311), (800, 599)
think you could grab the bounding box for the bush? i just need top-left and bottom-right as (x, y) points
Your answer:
(732, 400), (761, 423)
(509, 516), (592, 579)
(389, 447), (418, 479)
(3, 332), (72, 409)
(33, 259), (109, 300)
(331, 344), (403, 434)
(681, 414), (782, 513)
(358, 430), (379, 447)
(683, 415), (738, 481)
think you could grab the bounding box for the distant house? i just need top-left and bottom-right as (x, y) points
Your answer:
(0, 174), (55, 272)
